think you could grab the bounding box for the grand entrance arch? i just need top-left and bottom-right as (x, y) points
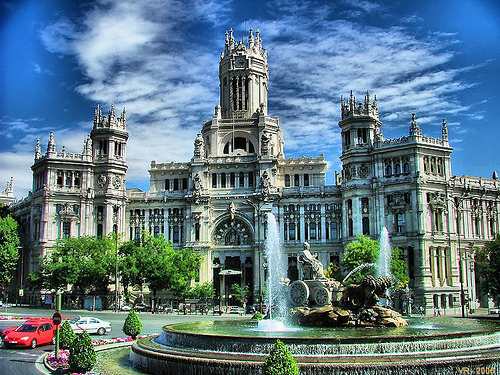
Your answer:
(212, 216), (255, 306)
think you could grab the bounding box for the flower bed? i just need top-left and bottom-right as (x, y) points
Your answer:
(46, 335), (153, 374)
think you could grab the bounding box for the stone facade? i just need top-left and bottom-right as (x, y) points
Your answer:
(12, 29), (500, 313)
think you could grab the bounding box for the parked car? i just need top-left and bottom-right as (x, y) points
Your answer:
(0, 325), (18, 340)
(488, 307), (500, 315)
(133, 303), (150, 312)
(68, 316), (111, 335)
(228, 306), (243, 315)
(120, 304), (133, 311)
(3, 318), (55, 348)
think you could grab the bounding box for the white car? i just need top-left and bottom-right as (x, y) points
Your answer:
(68, 317), (111, 335)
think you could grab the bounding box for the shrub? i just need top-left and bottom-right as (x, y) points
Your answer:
(123, 309), (143, 339)
(252, 312), (264, 320)
(69, 331), (96, 373)
(263, 340), (299, 375)
(59, 320), (77, 349)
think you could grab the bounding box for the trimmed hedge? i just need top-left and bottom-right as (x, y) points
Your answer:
(123, 309), (143, 339)
(59, 320), (77, 349)
(69, 331), (96, 373)
(263, 340), (299, 375)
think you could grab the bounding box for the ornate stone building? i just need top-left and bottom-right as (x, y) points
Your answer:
(12, 29), (500, 313)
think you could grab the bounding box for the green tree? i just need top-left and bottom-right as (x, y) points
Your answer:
(123, 309), (143, 339)
(231, 284), (250, 306)
(341, 235), (409, 289)
(476, 235), (500, 305)
(36, 236), (115, 294)
(188, 282), (214, 300)
(0, 215), (20, 296)
(59, 320), (77, 349)
(390, 247), (409, 289)
(118, 240), (149, 295)
(263, 340), (299, 375)
(341, 235), (379, 283)
(69, 331), (96, 373)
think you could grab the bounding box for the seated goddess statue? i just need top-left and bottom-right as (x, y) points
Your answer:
(297, 242), (326, 280)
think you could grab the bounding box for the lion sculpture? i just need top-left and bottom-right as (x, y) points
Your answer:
(341, 275), (393, 309)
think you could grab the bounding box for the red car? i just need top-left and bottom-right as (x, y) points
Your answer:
(3, 318), (55, 348)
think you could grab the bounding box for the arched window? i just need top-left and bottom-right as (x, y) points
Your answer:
(223, 137), (255, 155)
(385, 164), (392, 177)
(394, 163), (401, 175)
(403, 162), (410, 174)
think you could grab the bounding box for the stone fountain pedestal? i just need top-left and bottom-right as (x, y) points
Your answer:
(291, 305), (408, 328)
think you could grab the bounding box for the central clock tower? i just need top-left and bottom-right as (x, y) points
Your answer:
(219, 29), (269, 119)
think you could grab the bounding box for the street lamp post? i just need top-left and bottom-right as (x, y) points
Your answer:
(450, 187), (470, 318)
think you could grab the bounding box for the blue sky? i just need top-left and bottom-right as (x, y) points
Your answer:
(1, 0), (499, 196)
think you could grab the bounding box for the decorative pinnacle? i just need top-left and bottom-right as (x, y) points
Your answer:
(47, 131), (56, 155)
(34, 138), (41, 159)
(409, 113), (422, 136)
(441, 118), (448, 141)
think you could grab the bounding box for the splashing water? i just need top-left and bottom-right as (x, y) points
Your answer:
(261, 212), (288, 323)
(376, 226), (392, 278)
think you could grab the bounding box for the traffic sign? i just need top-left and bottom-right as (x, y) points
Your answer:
(52, 312), (62, 326)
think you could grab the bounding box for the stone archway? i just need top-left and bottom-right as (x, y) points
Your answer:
(213, 217), (253, 246)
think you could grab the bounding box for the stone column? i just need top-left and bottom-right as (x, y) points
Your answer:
(429, 247), (436, 287)
(439, 247), (446, 286)
(299, 205), (305, 242)
(353, 198), (361, 236)
(320, 204), (326, 242)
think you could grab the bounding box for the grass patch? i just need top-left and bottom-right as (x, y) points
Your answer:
(94, 347), (144, 375)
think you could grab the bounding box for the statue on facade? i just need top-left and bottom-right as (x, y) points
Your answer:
(191, 173), (204, 203)
(193, 133), (205, 159)
(260, 132), (270, 156)
(259, 170), (273, 200)
(228, 202), (236, 221)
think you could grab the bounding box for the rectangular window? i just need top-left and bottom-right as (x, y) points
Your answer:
(182, 178), (188, 190)
(173, 178), (179, 191)
(309, 222), (317, 240)
(330, 222), (337, 240)
(285, 174), (290, 187)
(396, 213), (406, 233)
(97, 223), (103, 239)
(230, 173), (235, 188)
(248, 172), (254, 187)
(289, 223), (296, 241)
(239, 172), (244, 188)
(65, 171), (72, 187)
(294, 174), (300, 187)
(74, 172), (81, 187)
(221, 173), (226, 188)
(195, 223), (200, 241)
(63, 221), (71, 238)
(304, 174), (310, 187)
(165, 179), (170, 191)
(348, 218), (353, 237)
(212, 173), (217, 188)
(362, 217), (370, 235)
(57, 170), (64, 187)
(173, 226), (180, 243)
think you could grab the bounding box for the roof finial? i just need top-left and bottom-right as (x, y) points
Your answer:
(248, 28), (254, 48)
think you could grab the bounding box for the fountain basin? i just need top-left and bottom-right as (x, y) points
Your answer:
(130, 318), (500, 375)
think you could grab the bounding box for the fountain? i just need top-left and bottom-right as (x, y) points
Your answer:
(130, 223), (500, 374)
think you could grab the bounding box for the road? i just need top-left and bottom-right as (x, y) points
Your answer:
(0, 306), (247, 374)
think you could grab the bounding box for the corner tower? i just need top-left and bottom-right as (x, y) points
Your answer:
(90, 104), (128, 238)
(219, 29), (269, 119)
